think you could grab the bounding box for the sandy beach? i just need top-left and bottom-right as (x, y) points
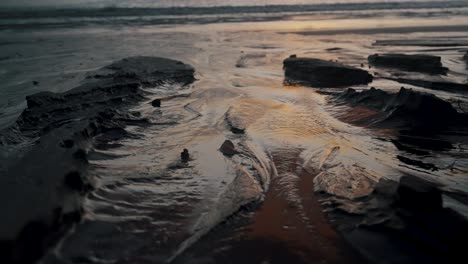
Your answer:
(1, 1), (468, 263)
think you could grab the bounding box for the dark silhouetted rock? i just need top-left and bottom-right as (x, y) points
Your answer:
(368, 53), (447, 74)
(131, 111), (142, 117)
(0, 241), (14, 263)
(388, 78), (468, 94)
(61, 210), (83, 225)
(230, 126), (245, 134)
(397, 155), (438, 171)
(337, 87), (390, 109)
(25, 91), (60, 109)
(319, 172), (468, 264)
(181, 149), (190, 162)
(283, 56), (373, 87)
(32, 81), (39, 86)
(383, 87), (461, 128)
(335, 87), (466, 130)
(396, 175), (442, 212)
(60, 139), (74, 149)
(391, 139), (430, 156)
(397, 129), (454, 151)
(220, 140), (238, 157)
(13, 220), (49, 264)
(73, 149), (88, 162)
(64, 171), (85, 192)
(151, 99), (161, 107)
(374, 39), (468, 47)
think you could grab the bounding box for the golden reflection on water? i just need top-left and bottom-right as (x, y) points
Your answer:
(146, 15), (468, 34)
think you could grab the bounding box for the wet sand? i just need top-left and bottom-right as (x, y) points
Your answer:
(242, 150), (364, 264)
(173, 148), (366, 264)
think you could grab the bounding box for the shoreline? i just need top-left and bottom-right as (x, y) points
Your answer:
(2, 4), (468, 31)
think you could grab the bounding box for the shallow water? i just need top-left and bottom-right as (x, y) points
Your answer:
(1, 9), (468, 263)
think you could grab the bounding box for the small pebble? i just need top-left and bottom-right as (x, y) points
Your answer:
(181, 149), (189, 162)
(151, 99), (161, 107)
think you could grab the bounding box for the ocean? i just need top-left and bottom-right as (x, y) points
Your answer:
(1, 1), (468, 30)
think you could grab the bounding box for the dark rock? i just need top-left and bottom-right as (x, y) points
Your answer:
(64, 171), (85, 192)
(151, 99), (161, 107)
(0, 240), (14, 263)
(60, 139), (74, 149)
(383, 87), (460, 128)
(335, 87), (466, 130)
(230, 126), (245, 134)
(336, 87), (390, 110)
(368, 53), (447, 74)
(110, 97), (124, 103)
(61, 210), (83, 225)
(397, 130), (453, 152)
(25, 92), (61, 109)
(11, 210), (83, 264)
(374, 39), (468, 47)
(220, 140), (238, 157)
(51, 207), (63, 228)
(32, 81), (39, 86)
(321, 173), (468, 264)
(181, 149), (190, 163)
(105, 56), (195, 86)
(72, 149), (88, 162)
(397, 155), (439, 171)
(391, 139), (430, 156)
(389, 77), (468, 94)
(396, 175), (442, 212)
(13, 220), (50, 264)
(283, 56), (373, 87)
(3, 57), (194, 145)
(131, 111), (142, 117)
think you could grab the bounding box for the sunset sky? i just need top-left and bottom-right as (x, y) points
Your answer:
(0, 0), (446, 8)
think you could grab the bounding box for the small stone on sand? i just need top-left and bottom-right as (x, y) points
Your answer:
(151, 99), (161, 107)
(181, 149), (190, 162)
(220, 140), (238, 157)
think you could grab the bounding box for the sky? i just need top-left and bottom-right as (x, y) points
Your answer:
(0, 0), (450, 8)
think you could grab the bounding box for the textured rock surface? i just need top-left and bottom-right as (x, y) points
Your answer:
(335, 87), (467, 130)
(321, 175), (468, 264)
(283, 56), (373, 87)
(368, 53), (448, 74)
(388, 78), (468, 94)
